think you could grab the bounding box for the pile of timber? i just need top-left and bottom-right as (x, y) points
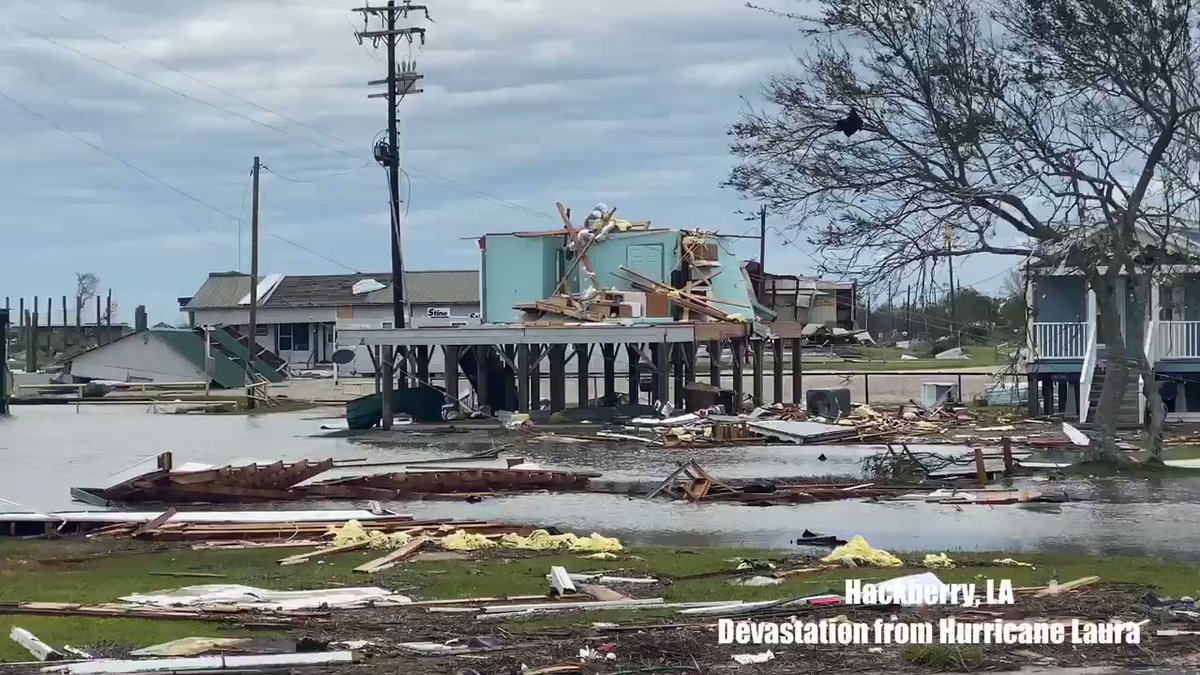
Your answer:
(75, 452), (600, 505)
(88, 515), (533, 543)
(77, 453), (334, 505)
(643, 460), (928, 506)
(298, 467), (600, 500)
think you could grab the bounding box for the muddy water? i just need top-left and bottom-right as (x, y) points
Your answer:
(2, 406), (1198, 558)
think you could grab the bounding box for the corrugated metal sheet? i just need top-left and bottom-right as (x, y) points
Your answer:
(184, 271), (479, 309)
(184, 273), (256, 310)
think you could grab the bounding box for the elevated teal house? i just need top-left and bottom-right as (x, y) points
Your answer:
(479, 229), (755, 324)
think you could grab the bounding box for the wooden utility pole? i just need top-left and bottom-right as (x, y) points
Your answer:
(0, 308), (8, 415)
(247, 156), (261, 409)
(355, 0), (430, 428)
(757, 205), (767, 270)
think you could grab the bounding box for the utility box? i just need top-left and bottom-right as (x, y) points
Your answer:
(807, 387), (852, 418)
(922, 382), (960, 408)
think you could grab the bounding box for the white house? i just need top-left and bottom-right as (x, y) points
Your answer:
(67, 328), (252, 388)
(179, 271), (480, 373)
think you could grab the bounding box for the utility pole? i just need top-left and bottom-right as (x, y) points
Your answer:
(757, 205), (767, 270)
(944, 225), (959, 344)
(905, 286), (912, 334)
(247, 156), (261, 410)
(355, 0), (429, 428)
(0, 308), (8, 416)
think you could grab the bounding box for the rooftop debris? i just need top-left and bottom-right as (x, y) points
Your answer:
(643, 458), (1073, 506)
(72, 452), (599, 506)
(512, 202), (751, 325)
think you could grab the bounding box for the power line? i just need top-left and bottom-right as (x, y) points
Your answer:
(260, 161), (373, 183)
(0, 86), (360, 273)
(18, 2), (556, 221)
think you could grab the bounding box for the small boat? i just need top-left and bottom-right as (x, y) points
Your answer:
(346, 385), (448, 430)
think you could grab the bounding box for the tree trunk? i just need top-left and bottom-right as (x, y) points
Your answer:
(1127, 266), (1165, 461)
(1087, 276), (1124, 463)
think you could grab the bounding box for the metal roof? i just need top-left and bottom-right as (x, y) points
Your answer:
(68, 328), (247, 389)
(183, 271), (479, 310)
(183, 272), (256, 310)
(150, 329), (247, 389)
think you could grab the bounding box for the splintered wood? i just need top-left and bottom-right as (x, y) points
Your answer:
(77, 452), (598, 505)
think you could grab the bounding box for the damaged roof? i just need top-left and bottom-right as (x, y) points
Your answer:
(182, 271), (479, 310)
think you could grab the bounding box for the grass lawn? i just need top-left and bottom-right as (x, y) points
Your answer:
(802, 345), (1013, 372)
(1, 539), (1198, 662)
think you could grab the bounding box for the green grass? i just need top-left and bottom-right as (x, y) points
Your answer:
(803, 345), (1011, 372)
(1, 541), (1197, 662)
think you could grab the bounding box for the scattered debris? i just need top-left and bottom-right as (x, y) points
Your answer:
(821, 536), (903, 567)
(119, 584), (411, 611)
(732, 650), (775, 665)
(40, 652), (358, 674)
(10, 626), (64, 662)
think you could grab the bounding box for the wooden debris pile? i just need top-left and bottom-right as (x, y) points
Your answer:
(643, 460), (916, 506)
(298, 466), (600, 500)
(512, 202), (749, 325)
(75, 453), (334, 505)
(88, 515), (533, 544)
(74, 452), (600, 505)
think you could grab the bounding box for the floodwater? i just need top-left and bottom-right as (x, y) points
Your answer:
(3, 406), (1200, 558)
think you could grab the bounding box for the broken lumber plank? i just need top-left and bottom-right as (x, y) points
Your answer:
(131, 508), (177, 537)
(353, 536), (432, 574)
(577, 583), (630, 602)
(278, 541), (368, 566)
(147, 572), (227, 579)
(10, 626), (64, 661)
(1034, 575), (1100, 597)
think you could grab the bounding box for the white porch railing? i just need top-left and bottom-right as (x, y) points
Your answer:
(1156, 321), (1200, 359)
(1032, 322), (1088, 359)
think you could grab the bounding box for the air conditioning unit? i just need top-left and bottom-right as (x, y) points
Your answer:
(922, 382), (960, 408)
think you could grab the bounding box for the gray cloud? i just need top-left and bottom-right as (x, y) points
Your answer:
(0, 0), (988, 324)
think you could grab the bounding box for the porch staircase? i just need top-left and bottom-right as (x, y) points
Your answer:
(198, 327), (288, 382)
(1081, 365), (1142, 429)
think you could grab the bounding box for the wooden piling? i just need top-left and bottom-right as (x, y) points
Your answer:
(47, 297), (53, 353)
(790, 337), (802, 405)
(60, 295), (67, 344)
(626, 344), (640, 405)
(529, 345), (542, 408)
(0, 308), (8, 415)
(517, 344), (530, 412)
(601, 343), (616, 405)
(654, 342), (670, 406)
(1002, 437), (1014, 475)
(380, 346), (394, 431)
(415, 345), (430, 389)
(707, 340), (721, 387)
(548, 344), (566, 412)
(751, 339), (764, 407)
(671, 343), (685, 410)
(974, 447), (987, 485)
(474, 345), (490, 413)
(443, 345), (459, 411)
(575, 343), (589, 408)
(731, 338), (745, 412)
(105, 289), (112, 341)
(1026, 375), (1038, 416)
(772, 338), (784, 404)
(25, 310), (37, 372)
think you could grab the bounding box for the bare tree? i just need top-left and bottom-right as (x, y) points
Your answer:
(728, 0), (1200, 462)
(74, 273), (98, 317)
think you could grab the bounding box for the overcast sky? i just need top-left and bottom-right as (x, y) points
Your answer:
(0, 0), (1014, 324)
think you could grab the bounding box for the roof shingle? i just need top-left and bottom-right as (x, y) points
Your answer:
(183, 271), (479, 309)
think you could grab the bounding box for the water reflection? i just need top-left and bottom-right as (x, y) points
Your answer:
(1, 406), (1197, 558)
